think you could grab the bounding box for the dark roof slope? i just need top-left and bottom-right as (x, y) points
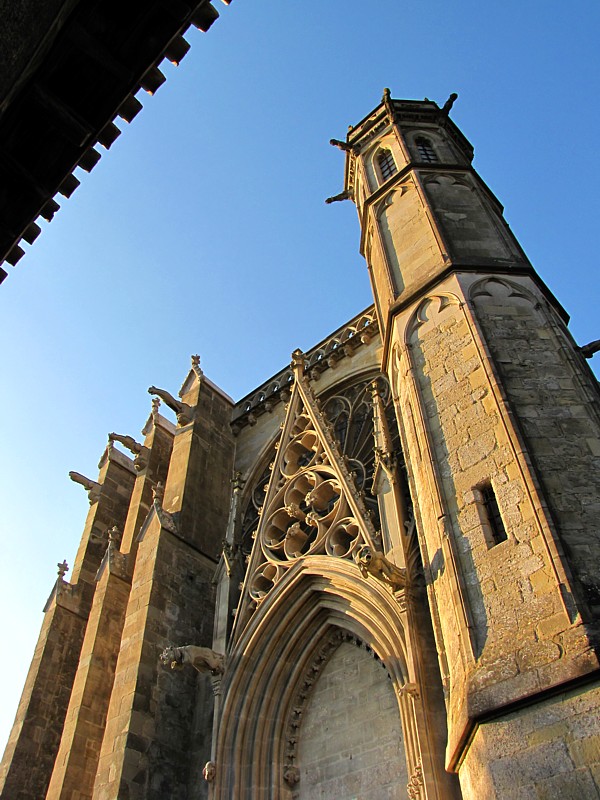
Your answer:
(0, 0), (228, 283)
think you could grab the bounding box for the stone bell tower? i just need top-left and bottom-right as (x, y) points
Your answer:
(331, 91), (600, 797)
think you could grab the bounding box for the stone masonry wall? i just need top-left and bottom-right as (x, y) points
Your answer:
(0, 449), (136, 800)
(459, 681), (600, 799)
(0, 602), (86, 800)
(468, 274), (600, 621)
(93, 521), (217, 800)
(297, 640), (408, 800)
(390, 276), (598, 770)
(377, 175), (443, 307)
(45, 567), (131, 800)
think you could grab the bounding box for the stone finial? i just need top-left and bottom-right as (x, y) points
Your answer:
(57, 560), (69, 580)
(291, 349), (306, 376)
(108, 526), (122, 550)
(68, 471), (101, 505)
(369, 379), (396, 476)
(152, 481), (165, 506)
(222, 540), (239, 576)
(151, 396), (161, 416)
(231, 471), (245, 493)
(191, 353), (203, 379)
(148, 385), (193, 426)
(382, 87), (391, 102)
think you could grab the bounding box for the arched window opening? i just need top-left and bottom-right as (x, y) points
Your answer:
(376, 148), (397, 182)
(415, 136), (438, 163)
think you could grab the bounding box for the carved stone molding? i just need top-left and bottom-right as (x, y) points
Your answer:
(235, 363), (380, 634)
(407, 759), (423, 799)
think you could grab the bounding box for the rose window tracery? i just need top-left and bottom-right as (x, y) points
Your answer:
(320, 376), (402, 527)
(249, 409), (366, 602)
(240, 463), (272, 558)
(234, 373), (406, 611)
(239, 375), (405, 593)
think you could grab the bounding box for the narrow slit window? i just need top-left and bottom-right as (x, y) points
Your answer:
(480, 483), (507, 546)
(377, 149), (397, 181)
(415, 137), (438, 163)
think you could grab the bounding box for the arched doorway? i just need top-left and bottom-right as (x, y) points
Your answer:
(214, 558), (427, 799)
(296, 633), (408, 799)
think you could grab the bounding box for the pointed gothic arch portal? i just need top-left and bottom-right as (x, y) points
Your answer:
(296, 635), (408, 799)
(214, 557), (432, 799)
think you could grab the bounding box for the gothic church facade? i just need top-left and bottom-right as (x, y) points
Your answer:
(1, 94), (600, 800)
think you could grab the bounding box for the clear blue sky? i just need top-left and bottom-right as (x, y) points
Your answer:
(1, 0), (599, 754)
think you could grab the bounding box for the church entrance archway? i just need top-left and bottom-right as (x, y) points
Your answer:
(296, 634), (408, 799)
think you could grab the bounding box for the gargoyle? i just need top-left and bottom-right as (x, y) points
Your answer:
(108, 432), (149, 471)
(159, 644), (225, 676)
(580, 339), (600, 359)
(441, 92), (458, 115)
(325, 190), (351, 205)
(148, 386), (193, 426)
(108, 432), (142, 454)
(329, 138), (356, 155)
(354, 545), (406, 590)
(68, 471), (101, 504)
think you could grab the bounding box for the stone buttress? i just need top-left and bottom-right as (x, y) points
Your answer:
(45, 408), (175, 800)
(0, 448), (136, 800)
(92, 365), (235, 800)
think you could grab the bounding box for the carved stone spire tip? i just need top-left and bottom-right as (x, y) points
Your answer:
(291, 349), (306, 375)
(191, 353), (203, 379)
(152, 481), (165, 506)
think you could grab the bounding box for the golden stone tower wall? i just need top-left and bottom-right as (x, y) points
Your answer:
(341, 92), (600, 796)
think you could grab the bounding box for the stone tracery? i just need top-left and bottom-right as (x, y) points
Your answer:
(238, 371), (403, 585)
(235, 363), (409, 630)
(245, 374), (377, 608)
